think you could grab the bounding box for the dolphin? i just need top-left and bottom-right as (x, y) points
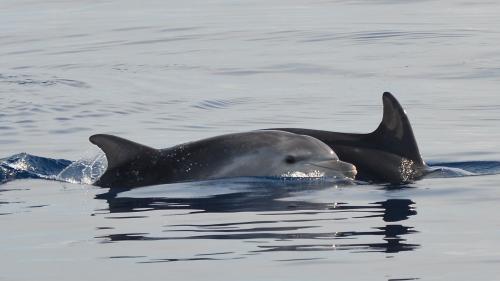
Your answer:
(270, 92), (426, 183)
(90, 130), (357, 188)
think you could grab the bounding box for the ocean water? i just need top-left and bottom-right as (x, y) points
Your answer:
(1, 0), (500, 280)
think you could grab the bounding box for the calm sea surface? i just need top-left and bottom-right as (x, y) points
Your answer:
(1, 1), (500, 280)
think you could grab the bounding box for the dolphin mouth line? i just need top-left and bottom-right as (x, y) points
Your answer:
(308, 162), (358, 176)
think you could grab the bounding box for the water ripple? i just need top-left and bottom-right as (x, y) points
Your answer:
(301, 29), (474, 43)
(0, 74), (90, 88)
(192, 97), (253, 110)
(121, 35), (196, 46)
(49, 127), (91, 134)
(214, 63), (372, 77)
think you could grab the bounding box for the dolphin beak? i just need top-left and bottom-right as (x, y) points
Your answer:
(309, 160), (357, 179)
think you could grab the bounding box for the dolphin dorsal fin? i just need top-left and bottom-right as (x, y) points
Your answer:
(370, 92), (424, 165)
(89, 134), (157, 170)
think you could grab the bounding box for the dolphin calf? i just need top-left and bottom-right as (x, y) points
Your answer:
(271, 92), (426, 183)
(90, 130), (357, 188)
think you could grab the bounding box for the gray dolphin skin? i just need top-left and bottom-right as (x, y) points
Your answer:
(271, 92), (426, 183)
(90, 130), (357, 188)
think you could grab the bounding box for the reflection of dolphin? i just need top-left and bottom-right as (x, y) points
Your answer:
(96, 180), (416, 216)
(90, 130), (356, 189)
(271, 92), (425, 183)
(95, 181), (419, 254)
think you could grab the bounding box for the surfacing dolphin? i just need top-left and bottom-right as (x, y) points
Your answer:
(90, 130), (357, 189)
(271, 92), (426, 184)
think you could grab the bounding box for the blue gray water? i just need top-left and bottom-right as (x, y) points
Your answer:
(2, 0), (500, 280)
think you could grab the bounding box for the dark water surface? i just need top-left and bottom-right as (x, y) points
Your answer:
(1, 0), (500, 280)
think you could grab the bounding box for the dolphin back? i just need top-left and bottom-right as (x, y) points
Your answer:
(371, 92), (423, 166)
(272, 92), (426, 183)
(89, 134), (161, 188)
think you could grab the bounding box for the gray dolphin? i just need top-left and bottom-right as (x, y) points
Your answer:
(90, 130), (357, 188)
(270, 92), (426, 183)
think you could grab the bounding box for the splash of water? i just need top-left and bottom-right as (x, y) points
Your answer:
(0, 151), (107, 185)
(56, 152), (107, 184)
(0, 153), (71, 183)
(281, 170), (325, 178)
(425, 161), (500, 178)
(425, 166), (476, 178)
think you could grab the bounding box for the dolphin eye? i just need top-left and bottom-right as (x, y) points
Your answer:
(285, 155), (296, 164)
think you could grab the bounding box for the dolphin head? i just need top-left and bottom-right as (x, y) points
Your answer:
(209, 131), (357, 180)
(266, 133), (357, 179)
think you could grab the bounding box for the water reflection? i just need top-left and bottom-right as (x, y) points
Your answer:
(94, 180), (420, 258)
(255, 224), (418, 254)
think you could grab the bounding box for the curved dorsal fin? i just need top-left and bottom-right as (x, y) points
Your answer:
(370, 92), (424, 165)
(89, 134), (157, 170)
